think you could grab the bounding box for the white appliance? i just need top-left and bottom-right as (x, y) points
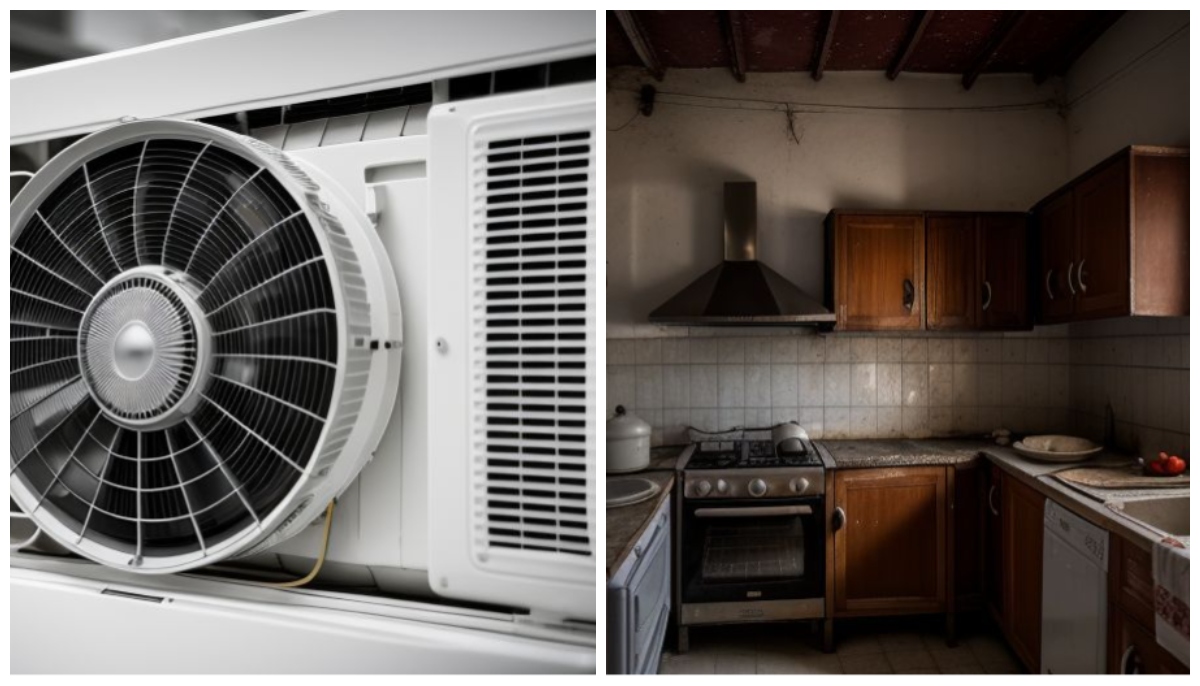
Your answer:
(1041, 499), (1109, 674)
(10, 10), (596, 673)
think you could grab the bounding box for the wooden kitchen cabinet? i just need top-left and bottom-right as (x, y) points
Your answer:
(1107, 535), (1188, 675)
(832, 466), (947, 615)
(983, 464), (1004, 623)
(1000, 472), (1045, 673)
(826, 211), (925, 331)
(927, 212), (1030, 331)
(953, 462), (984, 609)
(1034, 146), (1189, 324)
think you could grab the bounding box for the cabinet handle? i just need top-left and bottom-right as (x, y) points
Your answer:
(1067, 262), (1077, 295)
(832, 507), (846, 532)
(1120, 644), (1141, 674)
(982, 281), (993, 311)
(903, 279), (915, 311)
(988, 484), (999, 516)
(1077, 259), (1088, 293)
(1045, 269), (1055, 300)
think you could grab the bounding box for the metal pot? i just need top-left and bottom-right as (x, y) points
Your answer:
(607, 406), (651, 474)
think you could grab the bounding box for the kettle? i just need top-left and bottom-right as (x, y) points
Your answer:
(607, 406), (651, 474)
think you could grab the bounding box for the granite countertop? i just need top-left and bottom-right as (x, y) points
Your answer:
(606, 469), (674, 580)
(822, 438), (990, 468)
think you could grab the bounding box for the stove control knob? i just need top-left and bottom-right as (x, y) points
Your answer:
(715, 479), (729, 495)
(695, 481), (712, 497)
(790, 478), (810, 494)
(748, 479), (768, 498)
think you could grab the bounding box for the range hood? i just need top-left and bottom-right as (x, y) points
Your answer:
(648, 182), (837, 325)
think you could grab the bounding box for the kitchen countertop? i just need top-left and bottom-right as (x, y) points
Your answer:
(606, 468), (675, 581)
(822, 438), (986, 468)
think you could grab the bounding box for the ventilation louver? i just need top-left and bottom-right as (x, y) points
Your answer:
(479, 132), (593, 558)
(10, 120), (401, 573)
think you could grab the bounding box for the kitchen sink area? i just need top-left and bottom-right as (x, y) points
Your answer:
(1109, 497), (1191, 538)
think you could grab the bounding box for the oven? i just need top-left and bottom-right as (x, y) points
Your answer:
(679, 494), (825, 625)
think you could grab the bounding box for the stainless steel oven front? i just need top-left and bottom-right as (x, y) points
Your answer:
(679, 494), (825, 626)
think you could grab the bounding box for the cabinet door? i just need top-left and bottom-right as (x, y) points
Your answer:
(926, 214), (978, 330)
(1003, 474), (1044, 673)
(1109, 607), (1189, 674)
(1037, 191), (1075, 323)
(834, 467), (946, 615)
(980, 214), (1030, 330)
(984, 465), (1004, 623)
(1074, 157), (1131, 319)
(833, 214), (925, 330)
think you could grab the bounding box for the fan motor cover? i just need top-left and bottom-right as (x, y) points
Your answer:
(9, 120), (402, 573)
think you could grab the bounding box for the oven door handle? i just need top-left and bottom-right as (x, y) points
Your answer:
(693, 505), (813, 518)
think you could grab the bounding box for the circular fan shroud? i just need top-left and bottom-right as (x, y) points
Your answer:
(10, 120), (398, 573)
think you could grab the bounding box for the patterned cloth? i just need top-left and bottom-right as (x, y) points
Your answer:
(1154, 536), (1190, 666)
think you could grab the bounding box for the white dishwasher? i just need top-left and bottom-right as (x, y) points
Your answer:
(1041, 499), (1110, 674)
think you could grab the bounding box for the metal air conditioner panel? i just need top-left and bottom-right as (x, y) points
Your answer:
(427, 84), (596, 621)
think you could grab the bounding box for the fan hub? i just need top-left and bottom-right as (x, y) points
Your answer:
(79, 268), (212, 430)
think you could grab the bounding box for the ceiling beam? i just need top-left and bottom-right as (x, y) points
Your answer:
(614, 10), (665, 82)
(812, 10), (840, 81)
(962, 11), (1030, 90)
(720, 10), (748, 83)
(887, 11), (934, 80)
(1033, 11), (1126, 84)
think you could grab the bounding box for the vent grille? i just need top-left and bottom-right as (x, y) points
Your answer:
(473, 129), (595, 559)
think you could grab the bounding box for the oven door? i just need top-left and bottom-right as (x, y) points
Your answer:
(681, 496), (824, 605)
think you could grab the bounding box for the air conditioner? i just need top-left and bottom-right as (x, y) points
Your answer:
(9, 10), (596, 674)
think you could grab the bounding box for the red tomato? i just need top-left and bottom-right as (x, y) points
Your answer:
(1165, 456), (1186, 475)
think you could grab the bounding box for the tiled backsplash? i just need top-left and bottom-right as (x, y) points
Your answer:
(608, 329), (1074, 446)
(1067, 317), (1190, 460)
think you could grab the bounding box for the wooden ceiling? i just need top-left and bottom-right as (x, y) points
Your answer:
(608, 10), (1125, 89)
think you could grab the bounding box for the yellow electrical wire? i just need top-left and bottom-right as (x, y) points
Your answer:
(270, 500), (336, 589)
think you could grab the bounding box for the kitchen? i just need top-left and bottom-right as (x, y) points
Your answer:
(604, 10), (1190, 676)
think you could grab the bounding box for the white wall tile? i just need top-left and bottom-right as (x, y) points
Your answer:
(851, 407), (877, 437)
(773, 406), (801, 427)
(902, 363), (929, 406)
(929, 406), (952, 435)
(797, 407), (824, 439)
(664, 365), (691, 409)
(772, 337), (799, 364)
(691, 338), (719, 364)
(824, 363), (850, 406)
(1003, 339), (1026, 363)
(1025, 365), (1048, 408)
(1025, 339), (1048, 364)
(877, 363), (902, 406)
(662, 339), (690, 365)
(877, 338), (903, 363)
(977, 365), (1003, 407)
(929, 339), (953, 363)
(952, 363), (978, 406)
(746, 338), (772, 364)
(798, 336), (827, 363)
(953, 338), (978, 363)
(902, 338), (929, 363)
(718, 365), (746, 408)
(746, 407), (773, 428)
(746, 364), (772, 408)
(691, 408), (720, 432)
(690, 365), (718, 407)
(1047, 338), (1069, 364)
(662, 408), (690, 445)
(797, 364), (823, 407)
(979, 339), (1004, 363)
(609, 365), (636, 411)
(851, 363), (877, 407)
(773, 365), (800, 407)
(1001, 363), (1025, 407)
(851, 338), (877, 363)
(609, 340), (636, 365)
(719, 338), (746, 365)
(826, 337), (851, 363)
(929, 363), (953, 406)
(636, 365), (663, 409)
(878, 407), (903, 438)
(825, 407), (850, 439)
(902, 406), (930, 438)
(719, 408), (746, 430)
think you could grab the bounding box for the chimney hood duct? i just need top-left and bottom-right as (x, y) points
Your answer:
(648, 182), (837, 325)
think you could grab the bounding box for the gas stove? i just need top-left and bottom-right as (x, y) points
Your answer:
(683, 437), (828, 500)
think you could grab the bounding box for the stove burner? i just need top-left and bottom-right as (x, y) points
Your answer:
(688, 440), (821, 470)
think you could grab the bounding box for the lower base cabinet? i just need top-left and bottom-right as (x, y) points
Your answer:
(1108, 535), (1188, 674)
(607, 496), (671, 675)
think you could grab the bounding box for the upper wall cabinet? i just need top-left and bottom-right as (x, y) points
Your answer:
(826, 211), (925, 331)
(927, 212), (1030, 331)
(1034, 146), (1189, 324)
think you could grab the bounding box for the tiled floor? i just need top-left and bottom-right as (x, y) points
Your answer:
(659, 615), (1025, 675)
